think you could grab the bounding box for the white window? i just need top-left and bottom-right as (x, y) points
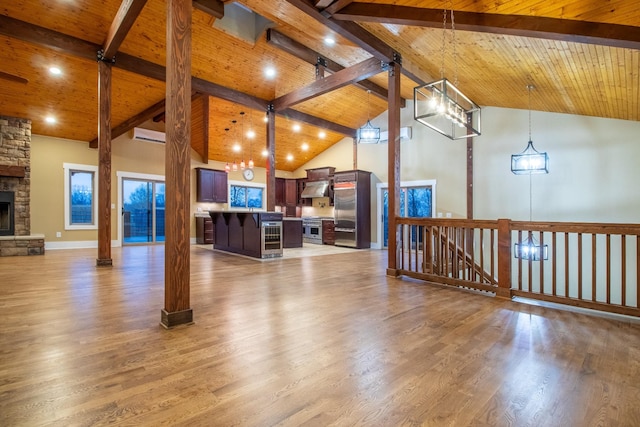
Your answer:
(228, 180), (265, 210)
(64, 163), (98, 230)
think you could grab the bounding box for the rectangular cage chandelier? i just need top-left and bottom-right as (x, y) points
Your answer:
(414, 78), (481, 140)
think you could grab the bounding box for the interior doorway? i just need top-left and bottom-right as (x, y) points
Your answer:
(377, 180), (436, 249)
(118, 172), (165, 245)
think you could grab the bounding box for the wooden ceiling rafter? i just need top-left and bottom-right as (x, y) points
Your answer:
(266, 28), (405, 107)
(322, 0), (354, 16)
(272, 56), (384, 110)
(0, 14), (354, 146)
(89, 97), (168, 148)
(332, 3), (640, 51)
(192, 0), (224, 19)
(102, 0), (148, 58)
(283, 0), (429, 85)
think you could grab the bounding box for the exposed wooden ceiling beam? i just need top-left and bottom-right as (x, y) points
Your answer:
(89, 98), (167, 148)
(103, 0), (148, 58)
(266, 29), (405, 107)
(332, 3), (640, 50)
(192, 0), (224, 19)
(272, 56), (383, 111)
(323, 0), (353, 16)
(314, 0), (335, 8)
(280, 108), (356, 137)
(285, 0), (395, 62)
(284, 0), (430, 85)
(0, 15), (354, 138)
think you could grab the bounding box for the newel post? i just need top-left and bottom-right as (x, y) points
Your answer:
(496, 218), (513, 299)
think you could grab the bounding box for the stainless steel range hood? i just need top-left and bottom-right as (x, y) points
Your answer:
(300, 180), (329, 198)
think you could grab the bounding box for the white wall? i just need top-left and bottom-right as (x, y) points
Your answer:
(297, 101), (640, 246)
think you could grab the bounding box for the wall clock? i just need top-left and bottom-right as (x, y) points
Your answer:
(243, 168), (254, 181)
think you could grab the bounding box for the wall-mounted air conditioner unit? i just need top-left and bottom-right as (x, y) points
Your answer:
(132, 127), (166, 144)
(379, 126), (412, 143)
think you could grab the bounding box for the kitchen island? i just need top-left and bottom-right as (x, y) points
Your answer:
(209, 211), (283, 259)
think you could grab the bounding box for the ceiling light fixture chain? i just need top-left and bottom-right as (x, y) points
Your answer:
(449, 0), (458, 86)
(440, 4), (447, 79)
(414, 0), (481, 140)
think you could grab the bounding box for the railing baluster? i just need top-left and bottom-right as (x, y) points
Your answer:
(552, 231), (557, 296)
(621, 235), (626, 307)
(592, 234), (597, 302)
(578, 233), (583, 300)
(480, 228), (485, 283)
(606, 234), (611, 304)
(490, 229), (495, 282)
(539, 230), (545, 294)
(517, 230), (523, 291)
(565, 232), (569, 298)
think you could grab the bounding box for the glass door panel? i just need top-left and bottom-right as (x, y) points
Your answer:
(382, 186), (431, 249)
(155, 183), (165, 242)
(123, 179), (165, 245)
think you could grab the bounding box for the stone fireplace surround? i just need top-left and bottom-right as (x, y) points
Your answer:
(0, 115), (44, 256)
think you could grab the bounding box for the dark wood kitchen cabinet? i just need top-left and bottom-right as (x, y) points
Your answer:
(322, 219), (335, 245)
(196, 168), (227, 203)
(196, 216), (214, 244)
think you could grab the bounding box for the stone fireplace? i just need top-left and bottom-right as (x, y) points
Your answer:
(0, 191), (14, 236)
(0, 115), (44, 256)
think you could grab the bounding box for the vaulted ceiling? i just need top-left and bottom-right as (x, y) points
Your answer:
(1, 1), (638, 171)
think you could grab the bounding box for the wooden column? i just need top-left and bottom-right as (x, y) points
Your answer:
(96, 60), (113, 267)
(386, 59), (402, 276)
(466, 131), (473, 219)
(352, 136), (357, 170)
(161, 0), (192, 328)
(266, 106), (276, 212)
(496, 218), (513, 299)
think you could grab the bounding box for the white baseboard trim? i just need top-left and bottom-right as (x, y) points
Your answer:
(46, 240), (119, 250)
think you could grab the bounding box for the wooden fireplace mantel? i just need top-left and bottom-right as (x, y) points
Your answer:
(0, 165), (26, 178)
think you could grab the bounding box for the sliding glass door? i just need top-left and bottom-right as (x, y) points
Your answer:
(380, 182), (434, 249)
(122, 178), (165, 244)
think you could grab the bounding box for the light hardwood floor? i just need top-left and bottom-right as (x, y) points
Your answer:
(1, 245), (639, 426)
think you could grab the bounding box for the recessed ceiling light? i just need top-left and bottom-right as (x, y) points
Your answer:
(264, 67), (276, 78)
(49, 67), (61, 76)
(286, 154), (293, 161)
(263, 115), (269, 123)
(318, 131), (326, 139)
(233, 144), (241, 152)
(261, 149), (268, 157)
(301, 142), (309, 151)
(247, 129), (255, 138)
(45, 116), (56, 124)
(324, 37), (335, 46)
(292, 124), (301, 132)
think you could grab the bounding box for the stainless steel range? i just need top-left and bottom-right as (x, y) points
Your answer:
(302, 217), (323, 244)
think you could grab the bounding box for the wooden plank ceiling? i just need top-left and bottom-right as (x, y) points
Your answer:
(1, 0), (639, 172)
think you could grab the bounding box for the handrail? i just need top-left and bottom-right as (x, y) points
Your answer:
(393, 217), (640, 317)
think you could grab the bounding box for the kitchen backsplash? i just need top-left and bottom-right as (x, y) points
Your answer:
(301, 197), (335, 217)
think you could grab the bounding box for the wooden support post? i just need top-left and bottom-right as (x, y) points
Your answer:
(96, 60), (113, 267)
(466, 125), (474, 254)
(352, 137), (357, 170)
(497, 218), (513, 299)
(386, 59), (401, 277)
(266, 106), (276, 212)
(161, 0), (193, 329)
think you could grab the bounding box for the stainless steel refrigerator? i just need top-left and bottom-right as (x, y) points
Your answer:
(333, 170), (371, 248)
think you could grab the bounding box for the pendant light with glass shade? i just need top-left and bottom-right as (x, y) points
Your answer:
(357, 90), (380, 144)
(512, 84), (549, 261)
(414, 1), (481, 140)
(247, 111), (255, 169)
(224, 127), (231, 173)
(231, 120), (238, 172)
(511, 85), (549, 174)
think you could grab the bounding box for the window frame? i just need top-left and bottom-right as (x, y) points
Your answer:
(228, 180), (266, 210)
(64, 163), (99, 230)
